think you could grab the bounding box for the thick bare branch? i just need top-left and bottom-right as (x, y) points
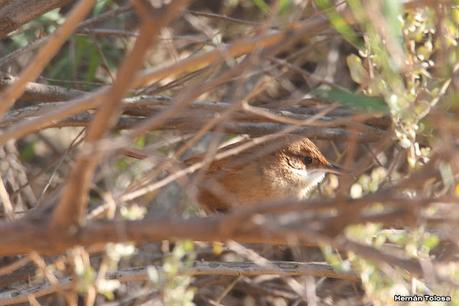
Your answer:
(0, 75), (85, 103)
(0, 212), (424, 279)
(0, 0), (73, 38)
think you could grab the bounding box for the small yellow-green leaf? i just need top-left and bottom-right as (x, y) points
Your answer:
(346, 54), (367, 85)
(423, 233), (439, 251)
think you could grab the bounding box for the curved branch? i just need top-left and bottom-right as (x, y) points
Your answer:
(0, 0), (72, 38)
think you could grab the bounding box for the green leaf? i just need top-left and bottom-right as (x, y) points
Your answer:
(86, 43), (101, 83)
(346, 54), (367, 85)
(279, 0), (292, 14)
(313, 87), (389, 113)
(423, 233), (439, 251)
(314, 0), (363, 48)
(136, 136), (145, 148)
(19, 141), (35, 162)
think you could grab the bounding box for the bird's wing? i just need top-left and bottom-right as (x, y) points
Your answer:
(183, 139), (256, 175)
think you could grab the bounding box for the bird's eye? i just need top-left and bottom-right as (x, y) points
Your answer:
(303, 156), (313, 165)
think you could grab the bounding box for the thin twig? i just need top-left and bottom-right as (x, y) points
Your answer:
(0, 0), (97, 116)
(0, 260), (356, 306)
(51, 0), (191, 229)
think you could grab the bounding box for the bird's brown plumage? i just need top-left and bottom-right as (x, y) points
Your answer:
(186, 136), (336, 212)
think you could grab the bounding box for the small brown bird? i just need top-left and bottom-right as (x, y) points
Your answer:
(189, 136), (341, 212)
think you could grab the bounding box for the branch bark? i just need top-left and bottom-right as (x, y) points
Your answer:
(51, 0), (191, 229)
(0, 261), (358, 305)
(0, 0), (96, 116)
(0, 0), (73, 38)
(0, 214), (423, 278)
(0, 74), (85, 103)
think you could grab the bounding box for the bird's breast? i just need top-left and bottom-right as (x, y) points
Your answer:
(269, 168), (325, 199)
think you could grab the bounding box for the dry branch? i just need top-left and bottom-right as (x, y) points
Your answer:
(0, 0), (96, 116)
(0, 195), (426, 277)
(133, 16), (331, 88)
(0, 95), (391, 142)
(0, 91), (104, 145)
(0, 75), (85, 103)
(0, 10), (355, 145)
(0, 4), (132, 68)
(0, 11), (330, 143)
(0, 261), (357, 305)
(0, 0), (434, 143)
(51, 0), (191, 229)
(0, 0), (73, 38)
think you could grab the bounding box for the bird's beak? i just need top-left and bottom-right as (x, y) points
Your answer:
(324, 163), (357, 178)
(324, 163), (345, 176)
